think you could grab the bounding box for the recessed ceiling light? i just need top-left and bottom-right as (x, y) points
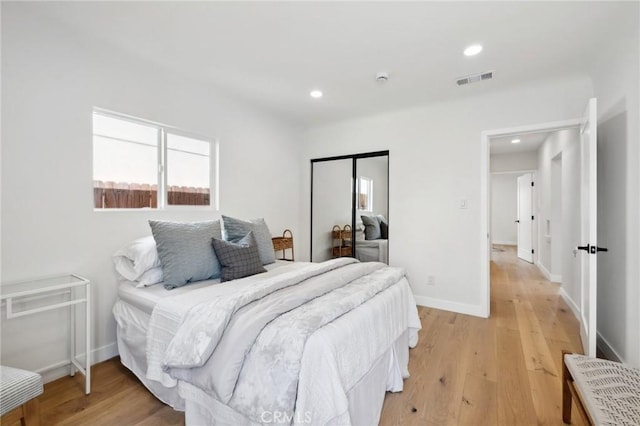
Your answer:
(463, 44), (483, 56)
(310, 90), (323, 98)
(511, 139), (521, 144)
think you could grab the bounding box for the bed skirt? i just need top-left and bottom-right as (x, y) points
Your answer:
(181, 330), (409, 425)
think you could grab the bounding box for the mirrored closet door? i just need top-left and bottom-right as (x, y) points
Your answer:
(310, 151), (389, 264)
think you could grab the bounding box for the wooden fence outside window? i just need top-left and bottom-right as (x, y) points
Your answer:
(93, 181), (210, 208)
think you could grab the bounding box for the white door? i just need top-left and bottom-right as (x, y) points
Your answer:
(516, 173), (534, 263)
(578, 98), (601, 357)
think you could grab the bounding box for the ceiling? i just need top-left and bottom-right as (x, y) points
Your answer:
(21, 1), (638, 126)
(490, 132), (550, 155)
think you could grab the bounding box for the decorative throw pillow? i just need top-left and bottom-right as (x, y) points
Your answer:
(222, 215), (276, 265)
(376, 215), (389, 239)
(212, 232), (266, 282)
(361, 215), (381, 240)
(149, 220), (222, 289)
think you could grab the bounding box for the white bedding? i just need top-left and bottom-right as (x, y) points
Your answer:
(113, 259), (421, 425)
(117, 260), (295, 314)
(355, 239), (389, 263)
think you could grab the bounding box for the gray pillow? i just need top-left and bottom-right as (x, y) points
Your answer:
(361, 215), (381, 240)
(212, 232), (266, 282)
(376, 215), (388, 239)
(222, 216), (276, 265)
(149, 220), (222, 289)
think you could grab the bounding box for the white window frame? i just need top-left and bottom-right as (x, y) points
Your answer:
(93, 108), (218, 211)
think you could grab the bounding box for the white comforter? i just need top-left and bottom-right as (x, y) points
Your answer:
(145, 258), (421, 425)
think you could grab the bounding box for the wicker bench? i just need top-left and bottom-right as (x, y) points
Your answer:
(0, 366), (43, 426)
(562, 351), (640, 425)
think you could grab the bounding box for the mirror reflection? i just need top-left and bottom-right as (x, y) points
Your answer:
(310, 152), (389, 264)
(354, 156), (388, 263)
(311, 159), (352, 262)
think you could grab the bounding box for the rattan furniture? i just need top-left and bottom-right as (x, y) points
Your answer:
(272, 229), (294, 261)
(331, 225), (353, 258)
(562, 351), (640, 425)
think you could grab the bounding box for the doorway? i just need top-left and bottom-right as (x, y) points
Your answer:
(480, 118), (582, 318)
(481, 98), (601, 358)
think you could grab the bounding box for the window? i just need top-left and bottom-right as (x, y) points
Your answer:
(92, 110), (216, 209)
(357, 177), (373, 211)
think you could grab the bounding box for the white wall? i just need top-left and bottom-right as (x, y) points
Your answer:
(589, 7), (640, 366)
(490, 173), (518, 245)
(301, 76), (593, 316)
(1, 4), (303, 379)
(490, 151), (538, 173)
(550, 155), (562, 279)
(537, 129), (581, 301)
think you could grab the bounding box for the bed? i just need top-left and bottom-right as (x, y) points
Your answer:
(355, 239), (389, 263)
(354, 216), (389, 264)
(112, 220), (420, 425)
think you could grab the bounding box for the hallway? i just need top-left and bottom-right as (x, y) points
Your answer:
(380, 244), (586, 425)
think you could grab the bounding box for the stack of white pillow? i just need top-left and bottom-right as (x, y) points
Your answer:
(113, 236), (163, 287)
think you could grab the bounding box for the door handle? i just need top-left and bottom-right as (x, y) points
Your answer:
(514, 220), (520, 223)
(577, 244), (608, 254)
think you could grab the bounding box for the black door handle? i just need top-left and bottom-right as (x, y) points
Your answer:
(578, 244), (608, 254)
(515, 220), (520, 223)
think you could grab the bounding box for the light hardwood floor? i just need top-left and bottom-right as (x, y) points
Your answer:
(379, 245), (586, 425)
(13, 245), (586, 425)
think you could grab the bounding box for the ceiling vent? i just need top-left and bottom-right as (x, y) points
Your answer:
(456, 71), (494, 86)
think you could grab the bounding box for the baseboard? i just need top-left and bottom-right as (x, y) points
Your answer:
(536, 261), (550, 279)
(597, 331), (624, 363)
(535, 261), (561, 283)
(414, 295), (487, 318)
(492, 240), (516, 246)
(558, 289), (623, 362)
(550, 273), (562, 283)
(558, 287), (580, 321)
(37, 342), (119, 384)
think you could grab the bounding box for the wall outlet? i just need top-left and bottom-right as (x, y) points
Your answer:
(427, 275), (436, 286)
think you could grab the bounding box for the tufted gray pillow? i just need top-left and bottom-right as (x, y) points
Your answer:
(149, 220), (222, 289)
(361, 215), (381, 240)
(212, 232), (266, 282)
(222, 216), (276, 265)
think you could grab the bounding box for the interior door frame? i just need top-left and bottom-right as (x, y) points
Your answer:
(480, 119), (581, 318)
(310, 150), (389, 261)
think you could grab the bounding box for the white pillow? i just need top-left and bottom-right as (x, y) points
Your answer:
(136, 266), (163, 287)
(113, 236), (161, 281)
